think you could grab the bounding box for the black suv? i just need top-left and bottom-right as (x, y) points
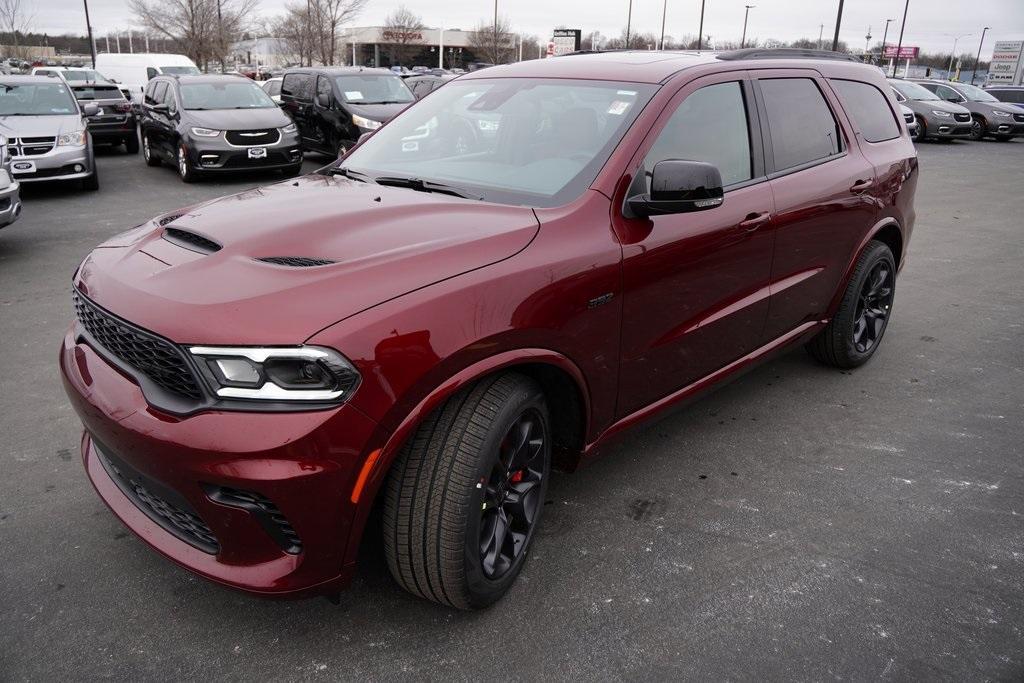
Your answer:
(280, 67), (414, 157)
(72, 80), (139, 154)
(139, 74), (302, 182)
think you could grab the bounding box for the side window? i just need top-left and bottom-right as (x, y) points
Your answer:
(144, 80), (159, 105)
(413, 80), (433, 97)
(934, 84), (962, 102)
(831, 79), (901, 143)
(146, 67), (158, 80)
(282, 73), (312, 101)
(151, 81), (168, 107)
(759, 78), (842, 172)
(316, 76), (333, 106)
(642, 81), (753, 189)
(266, 80), (281, 97)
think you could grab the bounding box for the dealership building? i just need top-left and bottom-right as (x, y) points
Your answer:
(338, 27), (482, 69)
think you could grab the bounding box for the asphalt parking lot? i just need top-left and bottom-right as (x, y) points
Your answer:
(1, 139), (1023, 681)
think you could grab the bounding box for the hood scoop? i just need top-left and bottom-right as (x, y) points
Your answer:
(256, 256), (337, 267)
(162, 227), (222, 255)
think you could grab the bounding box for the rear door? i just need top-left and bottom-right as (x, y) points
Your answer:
(282, 73), (316, 148)
(753, 70), (879, 341)
(617, 71), (776, 417)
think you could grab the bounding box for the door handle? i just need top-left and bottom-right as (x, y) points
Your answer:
(739, 211), (771, 232)
(850, 178), (875, 192)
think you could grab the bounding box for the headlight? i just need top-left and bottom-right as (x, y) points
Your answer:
(188, 345), (360, 402)
(57, 130), (87, 146)
(281, 122), (297, 134)
(352, 114), (382, 130)
(190, 127), (222, 137)
(992, 110), (1012, 117)
(931, 110), (952, 118)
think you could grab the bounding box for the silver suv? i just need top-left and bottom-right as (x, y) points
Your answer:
(0, 75), (99, 190)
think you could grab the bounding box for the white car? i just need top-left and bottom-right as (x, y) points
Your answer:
(94, 53), (200, 105)
(260, 77), (283, 104)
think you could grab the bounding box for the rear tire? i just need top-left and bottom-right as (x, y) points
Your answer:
(383, 373), (551, 610)
(124, 131), (140, 154)
(806, 240), (896, 369)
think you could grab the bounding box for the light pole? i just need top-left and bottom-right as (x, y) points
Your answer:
(970, 27), (989, 85)
(626, 0), (633, 49)
(659, 0), (668, 50)
(697, 0), (706, 50)
(493, 0), (498, 63)
(945, 33), (971, 76)
(892, 0), (910, 77)
(741, 5), (755, 49)
(864, 26), (872, 55)
(831, 0), (845, 52)
(879, 18), (894, 65)
(82, 0), (96, 67)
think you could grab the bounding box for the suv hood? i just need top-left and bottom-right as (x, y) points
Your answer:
(186, 107), (290, 130)
(908, 99), (969, 114)
(0, 114), (83, 139)
(75, 174), (540, 345)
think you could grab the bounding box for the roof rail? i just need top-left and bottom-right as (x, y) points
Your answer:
(718, 48), (862, 63)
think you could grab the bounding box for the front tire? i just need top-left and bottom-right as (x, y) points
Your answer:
(806, 240), (896, 369)
(177, 144), (199, 183)
(969, 117), (985, 141)
(143, 134), (161, 166)
(383, 373), (551, 610)
(80, 163), (99, 191)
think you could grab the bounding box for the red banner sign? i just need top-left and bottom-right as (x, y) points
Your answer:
(883, 45), (919, 59)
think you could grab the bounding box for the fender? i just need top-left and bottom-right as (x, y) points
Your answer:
(339, 348), (591, 569)
(824, 215), (905, 320)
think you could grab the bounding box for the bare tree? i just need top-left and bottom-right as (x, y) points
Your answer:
(606, 28), (656, 50)
(129, 0), (258, 69)
(308, 0), (366, 66)
(0, 0), (34, 59)
(381, 6), (424, 66)
(274, 3), (313, 66)
(468, 15), (515, 64)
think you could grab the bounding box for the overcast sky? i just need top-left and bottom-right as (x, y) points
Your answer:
(37, 0), (1024, 57)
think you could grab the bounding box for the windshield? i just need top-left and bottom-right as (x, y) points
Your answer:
(953, 82), (998, 102)
(62, 69), (106, 82)
(339, 78), (657, 207)
(71, 84), (124, 100)
(161, 66), (201, 76)
(333, 74), (414, 104)
(180, 81), (277, 109)
(890, 80), (939, 101)
(0, 82), (78, 115)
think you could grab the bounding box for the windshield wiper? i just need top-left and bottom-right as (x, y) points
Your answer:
(373, 175), (481, 200)
(327, 166), (370, 182)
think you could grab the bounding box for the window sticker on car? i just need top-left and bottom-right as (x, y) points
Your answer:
(617, 90), (638, 96)
(607, 100), (632, 115)
(345, 91), (363, 100)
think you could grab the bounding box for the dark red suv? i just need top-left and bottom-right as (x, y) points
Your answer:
(61, 49), (916, 609)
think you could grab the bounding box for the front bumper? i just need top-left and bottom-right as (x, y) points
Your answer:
(0, 171), (21, 227)
(185, 131), (302, 173)
(984, 117), (1024, 137)
(11, 144), (92, 183)
(60, 329), (380, 597)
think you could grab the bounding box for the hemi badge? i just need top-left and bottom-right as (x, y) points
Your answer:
(588, 292), (615, 309)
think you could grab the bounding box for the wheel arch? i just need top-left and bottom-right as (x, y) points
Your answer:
(825, 217), (904, 320)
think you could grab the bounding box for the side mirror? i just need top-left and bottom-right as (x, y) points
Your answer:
(625, 160), (724, 218)
(946, 96), (964, 103)
(82, 102), (99, 117)
(151, 102), (169, 112)
(357, 130), (375, 144)
(316, 92), (333, 108)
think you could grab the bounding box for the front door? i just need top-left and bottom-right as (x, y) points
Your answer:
(617, 73), (776, 418)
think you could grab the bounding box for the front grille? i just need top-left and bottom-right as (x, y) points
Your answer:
(1014, 113), (1024, 123)
(954, 112), (971, 123)
(162, 227), (221, 254)
(73, 291), (204, 400)
(221, 150), (291, 167)
(225, 128), (281, 146)
(205, 486), (302, 554)
(97, 445), (219, 554)
(257, 256), (336, 267)
(9, 136), (56, 156)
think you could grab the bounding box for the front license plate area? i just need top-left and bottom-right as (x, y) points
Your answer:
(248, 147), (267, 160)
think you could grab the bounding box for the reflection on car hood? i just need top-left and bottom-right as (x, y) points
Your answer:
(75, 174), (540, 345)
(185, 107), (290, 130)
(344, 101), (412, 122)
(0, 114), (83, 138)
(905, 99), (970, 114)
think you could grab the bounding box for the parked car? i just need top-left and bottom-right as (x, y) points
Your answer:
(139, 74), (301, 182)
(95, 53), (200, 106)
(889, 78), (973, 141)
(70, 81), (139, 153)
(911, 79), (1024, 141)
(0, 135), (22, 228)
(260, 76), (283, 104)
(30, 66), (109, 83)
(983, 85), (1024, 111)
(0, 75), (99, 190)
(405, 73), (456, 99)
(899, 103), (920, 139)
(280, 66), (414, 157)
(61, 48), (916, 610)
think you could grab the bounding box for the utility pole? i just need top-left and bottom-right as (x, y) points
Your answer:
(831, 0), (844, 52)
(128, 30), (133, 53)
(659, 0), (667, 50)
(741, 5), (755, 49)
(892, 0), (909, 77)
(970, 26), (989, 84)
(946, 33), (971, 76)
(82, 0), (97, 67)
(879, 18), (894, 64)
(697, 0), (706, 50)
(817, 24), (824, 50)
(493, 0), (498, 63)
(625, 0), (633, 49)
(864, 26), (871, 55)
(217, 0), (225, 71)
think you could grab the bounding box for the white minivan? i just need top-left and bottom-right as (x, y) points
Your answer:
(94, 53), (200, 104)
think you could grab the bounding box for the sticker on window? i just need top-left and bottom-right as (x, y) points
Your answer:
(617, 90), (637, 96)
(607, 100), (632, 115)
(344, 91), (363, 100)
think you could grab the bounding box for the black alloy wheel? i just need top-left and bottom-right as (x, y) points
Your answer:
(478, 408), (546, 579)
(852, 260), (895, 354)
